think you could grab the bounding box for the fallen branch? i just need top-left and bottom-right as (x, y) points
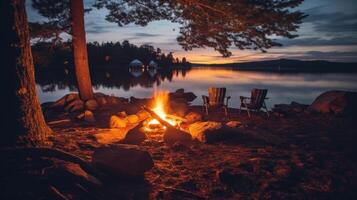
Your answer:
(0, 147), (105, 179)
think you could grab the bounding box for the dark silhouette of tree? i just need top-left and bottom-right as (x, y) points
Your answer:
(1, 0), (52, 147)
(32, 41), (184, 68)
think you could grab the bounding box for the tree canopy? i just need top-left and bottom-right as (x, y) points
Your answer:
(31, 0), (306, 57)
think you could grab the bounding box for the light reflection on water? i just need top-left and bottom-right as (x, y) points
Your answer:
(36, 67), (357, 108)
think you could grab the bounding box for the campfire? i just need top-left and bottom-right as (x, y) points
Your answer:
(143, 91), (184, 133)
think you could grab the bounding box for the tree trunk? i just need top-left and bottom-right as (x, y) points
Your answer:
(70, 0), (94, 101)
(0, 0), (52, 147)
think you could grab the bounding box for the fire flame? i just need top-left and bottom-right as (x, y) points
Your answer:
(148, 91), (177, 127)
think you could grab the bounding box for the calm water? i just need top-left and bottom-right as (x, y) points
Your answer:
(36, 67), (357, 108)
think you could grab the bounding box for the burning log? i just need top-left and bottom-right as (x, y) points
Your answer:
(142, 106), (192, 145)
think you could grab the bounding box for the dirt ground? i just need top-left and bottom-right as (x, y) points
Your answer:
(43, 102), (357, 199)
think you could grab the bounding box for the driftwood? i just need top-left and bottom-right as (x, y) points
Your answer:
(0, 147), (105, 180)
(142, 106), (192, 145)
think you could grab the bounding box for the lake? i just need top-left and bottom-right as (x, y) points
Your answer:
(36, 67), (357, 108)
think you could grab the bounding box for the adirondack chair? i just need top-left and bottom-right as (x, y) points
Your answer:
(239, 88), (269, 118)
(202, 87), (231, 116)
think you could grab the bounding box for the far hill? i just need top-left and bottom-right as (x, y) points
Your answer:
(192, 59), (357, 72)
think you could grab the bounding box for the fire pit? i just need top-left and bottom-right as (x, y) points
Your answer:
(142, 91), (184, 134)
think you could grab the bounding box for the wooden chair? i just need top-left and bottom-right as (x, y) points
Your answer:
(239, 88), (269, 118)
(202, 87), (231, 116)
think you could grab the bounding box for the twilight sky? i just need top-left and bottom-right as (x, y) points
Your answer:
(27, 0), (357, 64)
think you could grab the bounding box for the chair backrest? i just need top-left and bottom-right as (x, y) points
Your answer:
(208, 87), (226, 106)
(250, 88), (268, 109)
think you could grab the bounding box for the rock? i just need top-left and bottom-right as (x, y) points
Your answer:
(175, 88), (185, 94)
(94, 129), (128, 144)
(226, 121), (242, 128)
(95, 96), (107, 106)
(91, 144), (154, 177)
(136, 110), (150, 121)
(51, 96), (67, 108)
(308, 90), (357, 115)
(127, 114), (139, 124)
(188, 121), (222, 142)
(185, 112), (202, 124)
(273, 101), (308, 115)
(170, 101), (188, 117)
(65, 99), (84, 112)
(106, 96), (121, 105)
(170, 90), (197, 103)
(65, 93), (79, 103)
(110, 115), (127, 128)
(123, 122), (147, 144)
(163, 127), (192, 146)
(83, 110), (96, 123)
(94, 92), (106, 98)
(117, 111), (127, 118)
(84, 99), (98, 111)
(70, 104), (84, 112)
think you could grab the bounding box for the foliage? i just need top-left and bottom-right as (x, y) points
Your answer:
(32, 40), (188, 67)
(31, 0), (306, 56)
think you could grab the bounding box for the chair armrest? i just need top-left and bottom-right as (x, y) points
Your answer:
(202, 95), (209, 104)
(225, 96), (231, 106)
(240, 96), (250, 102)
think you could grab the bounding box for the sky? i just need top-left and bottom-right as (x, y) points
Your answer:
(27, 0), (357, 64)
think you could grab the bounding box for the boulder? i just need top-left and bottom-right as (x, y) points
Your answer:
(163, 128), (192, 146)
(65, 99), (84, 112)
(188, 121), (222, 142)
(117, 111), (127, 118)
(226, 121), (242, 128)
(84, 99), (99, 111)
(170, 101), (188, 117)
(83, 110), (96, 123)
(95, 96), (108, 106)
(94, 129), (128, 144)
(127, 114), (139, 124)
(122, 124), (147, 144)
(170, 90), (197, 103)
(110, 115), (127, 128)
(308, 90), (357, 115)
(273, 101), (308, 115)
(65, 93), (80, 103)
(91, 144), (154, 177)
(185, 112), (202, 124)
(175, 88), (185, 94)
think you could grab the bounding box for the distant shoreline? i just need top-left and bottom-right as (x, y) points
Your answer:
(190, 59), (357, 73)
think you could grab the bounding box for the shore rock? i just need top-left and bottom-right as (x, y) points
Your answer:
(188, 121), (222, 142)
(94, 129), (128, 144)
(185, 112), (202, 124)
(91, 144), (154, 177)
(65, 99), (84, 112)
(84, 99), (99, 111)
(164, 128), (192, 146)
(84, 110), (96, 123)
(110, 115), (127, 128)
(308, 90), (357, 115)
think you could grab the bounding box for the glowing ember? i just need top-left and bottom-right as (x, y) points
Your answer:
(144, 90), (178, 132)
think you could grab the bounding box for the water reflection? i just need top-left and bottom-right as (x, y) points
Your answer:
(36, 67), (357, 108)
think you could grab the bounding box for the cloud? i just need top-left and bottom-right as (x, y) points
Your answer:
(279, 35), (357, 46)
(305, 11), (357, 33)
(134, 33), (162, 37)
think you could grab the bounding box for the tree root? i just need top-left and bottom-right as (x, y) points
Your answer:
(0, 147), (105, 179)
